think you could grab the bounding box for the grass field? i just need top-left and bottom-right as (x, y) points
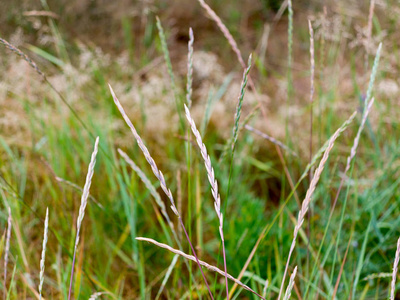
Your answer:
(1, 0), (400, 299)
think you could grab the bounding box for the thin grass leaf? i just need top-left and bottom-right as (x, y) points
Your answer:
(156, 254), (179, 300)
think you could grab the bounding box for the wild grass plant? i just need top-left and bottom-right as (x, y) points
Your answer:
(1, 0), (400, 299)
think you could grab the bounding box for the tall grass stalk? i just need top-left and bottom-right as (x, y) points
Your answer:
(109, 85), (214, 299)
(156, 17), (184, 131)
(328, 43), (381, 288)
(68, 137), (99, 300)
(156, 17), (176, 94)
(38, 208), (49, 300)
(136, 237), (266, 299)
(303, 98), (375, 298)
(277, 111), (357, 300)
(390, 237), (400, 300)
(229, 111), (356, 297)
(184, 104), (229, 299)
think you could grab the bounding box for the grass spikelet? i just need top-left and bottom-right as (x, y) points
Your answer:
(68, 137), (99, 300)
(156, 16), (176, 94)
(298, 112), (357, 183)
(346, 98), (375, 176)
(283, 266), (297, 300)
(277, 111), (357, 300)
(390, 237), (400, 300)
(231, 54), (252, 151)
(184, 103), (229, 299)
(304, 98), (376, 297)
(186, 28), (194, 108)
(156, 16), (184, 130)
(38, 208), (49, 300)
(0, 38), (46, 79)
(110, 85), (178, 217)
(365, 43), (381, 106)
(136, 237), (266, 300)
(220, 55), (252, 161)
(4, 206), (11, 298)
(109, 85), (214, 299)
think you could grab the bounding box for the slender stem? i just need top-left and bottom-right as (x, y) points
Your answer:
(179, 218), (214, 300)
(222, 235), (229, 300)
(68, 254), (77, 300)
